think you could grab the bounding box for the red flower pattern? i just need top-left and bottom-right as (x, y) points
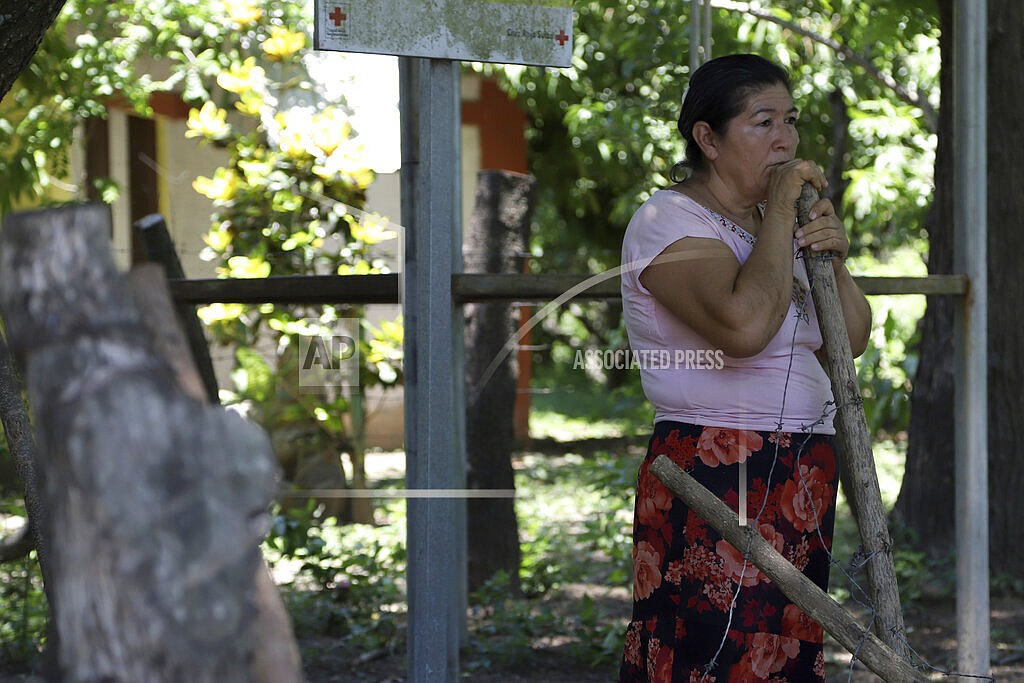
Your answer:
(781, 604), (823, 643)
(633, 540), (662, 600)
(620, 422), (837, 683)
(697, 427), (764, 467)
(748, 633), (800, 678)
(780, 464), (833, 533)
(716, 523), (784, 587)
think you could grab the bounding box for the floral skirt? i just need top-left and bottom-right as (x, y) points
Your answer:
(618, 421), (838, 682)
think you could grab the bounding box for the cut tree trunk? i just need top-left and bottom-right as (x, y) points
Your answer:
(0, 204), (289, 683)
(129, 262), (304, 683)
(464, 170), (536, 595)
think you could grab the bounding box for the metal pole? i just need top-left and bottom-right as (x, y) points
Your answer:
(689, 0), (702, 74)
(702, 0), (712, 62)
(953, 0), (989, 676)
(399, 56), (464, 683)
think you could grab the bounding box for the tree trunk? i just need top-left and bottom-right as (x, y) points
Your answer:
(0, 204), (285, 683)
(898, 0), (1024, 577)
(893, 0), (956, 554)
(464, 170), (536, 595)
(983, 0), (1024, 576)
(0, 0), (68, 104)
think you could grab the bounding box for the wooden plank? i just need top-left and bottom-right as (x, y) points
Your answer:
(164, 272), (966, 307)
(167, 273), (401, 304)
(454, 273), (620, 301)
(855, 274), (967, 296)
(649, 455), (929, 683)
(453, 273), (965, 301)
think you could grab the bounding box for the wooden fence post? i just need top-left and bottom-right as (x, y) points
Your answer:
(0, 204), (294, 682)
(135, 214), (220, 403)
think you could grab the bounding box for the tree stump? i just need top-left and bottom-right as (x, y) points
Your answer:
(0, 204), (283, 683)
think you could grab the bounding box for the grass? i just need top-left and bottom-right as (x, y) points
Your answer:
(274, 414), (916, 679)
(0, 404), (922, 677)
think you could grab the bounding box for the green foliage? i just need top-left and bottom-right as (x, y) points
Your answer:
(174, 2), (404, 502)
(0, 500), (47, 667)
(475, 1), (939, 402)
(0, 555), (47, 666)
(850, 249), (928, 436)
(0, 28), (93, 212)
(856, 307), (920, 435)
(265, 499), (406, 647)
(480, 1), (939, 271)
(1, 3), (405, 492)
(465, 571), (562, 670)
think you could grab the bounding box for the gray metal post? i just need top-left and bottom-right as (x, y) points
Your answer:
(953, 0), (989, 676)
(689, 0), (711, 74)
(689, 0), (703, 74)
(399, 56), (465, 682)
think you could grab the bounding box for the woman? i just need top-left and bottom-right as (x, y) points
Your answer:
(618, 54), (871, 682)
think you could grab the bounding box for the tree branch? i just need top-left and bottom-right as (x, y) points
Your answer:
(712, 0), (938, 132)
(0, 0), (69, 104)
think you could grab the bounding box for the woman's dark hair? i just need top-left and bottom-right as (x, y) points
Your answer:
(670, 54), (792, 182)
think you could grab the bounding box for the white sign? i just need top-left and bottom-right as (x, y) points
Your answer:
(313, 0), (573, 67)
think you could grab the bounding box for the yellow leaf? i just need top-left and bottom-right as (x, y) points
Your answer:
(226, 0), (263, 26)
(351, 214), (398, 245)
(217, 57), (265, 94)
(262, 26), (306, 61)
(186, 101), (230, 140)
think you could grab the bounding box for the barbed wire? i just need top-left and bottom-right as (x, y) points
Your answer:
(106, 162), (992, 677)
(685, 246), (996, 681)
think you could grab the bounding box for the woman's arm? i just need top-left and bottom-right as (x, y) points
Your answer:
(640, 227), (794, 358)
(640, 161), (828, 358)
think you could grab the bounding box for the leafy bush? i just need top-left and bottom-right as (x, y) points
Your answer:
(180, 2), (402, 513)
(265, 498), (406, 648)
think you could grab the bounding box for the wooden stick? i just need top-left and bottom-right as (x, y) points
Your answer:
(796, 183), (911, 658)
(135, 214), (220, 403)
(650, 455), (928, 682)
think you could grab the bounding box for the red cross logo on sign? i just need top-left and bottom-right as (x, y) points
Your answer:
(555, 29), (569, 46)
(325, 3), (351, 38)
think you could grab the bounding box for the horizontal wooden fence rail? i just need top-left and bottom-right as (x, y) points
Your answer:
(166, 272), (968, 306)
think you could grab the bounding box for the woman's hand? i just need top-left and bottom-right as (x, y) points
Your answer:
(794, 197), (849, 259)
(763, 159), (828, 222)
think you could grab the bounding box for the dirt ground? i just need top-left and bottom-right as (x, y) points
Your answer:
(303, 596), (1024, 682)
(0, 597), (1017, 681)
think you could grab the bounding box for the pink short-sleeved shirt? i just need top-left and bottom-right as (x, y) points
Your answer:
(621, 189), (835, 434)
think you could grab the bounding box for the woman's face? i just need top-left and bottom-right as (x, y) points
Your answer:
(709, 83), (799, 200)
